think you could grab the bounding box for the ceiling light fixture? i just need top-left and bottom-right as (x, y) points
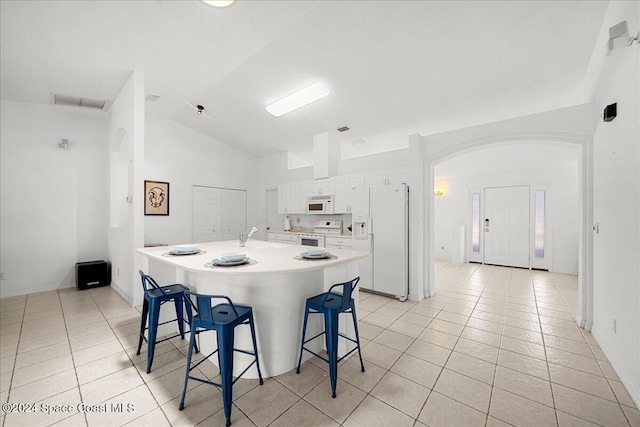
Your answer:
(266, 82), (329, 117)
(201, 0), (236, 7)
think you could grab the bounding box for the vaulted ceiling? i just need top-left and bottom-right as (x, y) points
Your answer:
(0, 1), (608, 157)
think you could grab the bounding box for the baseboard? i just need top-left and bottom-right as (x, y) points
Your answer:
(0, 283), (75, 299)
(408, 291), (424, 302)
(110, 280), (134, 305)
(591, 325), (640, 409)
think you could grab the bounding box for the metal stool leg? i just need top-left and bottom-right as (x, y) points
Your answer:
(184, 297), (199, 353)
(179, 327), (197, 411)
(218, 327), (235, 427)
(248, 312), (264, 384)
(351, 307), (365, 372)
(296, 302), (311, 374)
(325, 310), (339, 398)
(137, 299), (149, 356)
(146, 299), (161, 373)
(174, 297), (186, 339)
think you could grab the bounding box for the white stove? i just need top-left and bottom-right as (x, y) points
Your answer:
(313, 220), (342, 235)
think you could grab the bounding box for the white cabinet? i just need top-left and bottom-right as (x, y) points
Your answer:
(278, 182), (307, 214)
(193, 186), (222, 243)
(334, 176), (350, 213)
(222, 189), (247, 240)
(277, 168), (406, 214)
(334, 173), (365, 213)
(267, 232), (298, 244)
(192, 186), (246, 243)
(277, 183), (291, 214)
(325, 236), (353, 250)
(365, 168), (408, 188)
(306, 177), (335, 196)
(364, 171), (387, 188)
(292, 181), (307, 213)
(387, 168), (409, 185)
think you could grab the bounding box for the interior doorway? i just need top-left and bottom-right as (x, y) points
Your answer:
(433, 143), (579, 273)
(427, 135), (592, 329)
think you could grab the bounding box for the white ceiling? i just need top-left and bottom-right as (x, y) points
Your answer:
(0, 0), (608, 158)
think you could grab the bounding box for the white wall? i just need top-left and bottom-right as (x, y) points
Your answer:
(107, 71), (145, 305)
(0, 100), (108, 297)
(589, 0), (640, 407)
(434, 144), (580, 274)
(144, 116), (261, 245)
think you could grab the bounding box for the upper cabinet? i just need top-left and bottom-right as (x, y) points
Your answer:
(277, 168), (407, 214)
(306, 177), (335, 196)
(364, 167), (408, 187)
(335, 173), (365, 213)
(278, 181), (309, 214)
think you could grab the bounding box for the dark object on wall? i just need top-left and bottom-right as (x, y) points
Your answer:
(603, 103), (617, 122)
(76, 260), (111, 290)
(145, 180), (170, 215)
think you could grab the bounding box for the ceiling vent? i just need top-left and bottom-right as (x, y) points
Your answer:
(145, 94), (160, 102)
(52, 93), (110, 110)
(337, 126), (350, 132)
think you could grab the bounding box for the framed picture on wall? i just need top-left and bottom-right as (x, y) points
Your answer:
(144, 180), (169, 216)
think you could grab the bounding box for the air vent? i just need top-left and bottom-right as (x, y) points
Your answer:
(337, 126), (350, 132)
(52, 93), (109, 110)
(145, 94), (160, 102)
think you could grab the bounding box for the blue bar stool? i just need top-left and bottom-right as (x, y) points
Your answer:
(179, 290), (263, 427)
(136, 270), (197, 374)
(296, 276), (365, 398)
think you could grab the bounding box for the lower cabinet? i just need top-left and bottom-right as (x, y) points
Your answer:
(267, 232), (298, 244)
(325, 236), (353, 250)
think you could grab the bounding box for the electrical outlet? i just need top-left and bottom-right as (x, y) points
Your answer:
(612, 318), (617, 333)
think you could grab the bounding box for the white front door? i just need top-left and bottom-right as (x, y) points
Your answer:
(484, 186), (530, 268)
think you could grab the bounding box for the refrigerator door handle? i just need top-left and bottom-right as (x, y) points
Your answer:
(370, 234), (374, 290)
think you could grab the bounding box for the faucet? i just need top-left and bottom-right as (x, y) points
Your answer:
(239, 226), (258, 247)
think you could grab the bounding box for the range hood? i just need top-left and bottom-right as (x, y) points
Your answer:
(313, 131), (339, 179)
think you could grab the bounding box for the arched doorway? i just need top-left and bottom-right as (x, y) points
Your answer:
(421, 131), (593, 330)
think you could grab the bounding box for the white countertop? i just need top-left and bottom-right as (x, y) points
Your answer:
(137, 239), (368, 275)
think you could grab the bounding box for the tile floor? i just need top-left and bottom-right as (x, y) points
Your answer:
(1, 261), (639, 426)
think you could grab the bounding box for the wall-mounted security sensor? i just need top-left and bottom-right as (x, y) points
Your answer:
(606, 21), (640, 56)
(196, 105), (204, 115)
(603, 103), (617, 122)
(58, 138), (70, 149)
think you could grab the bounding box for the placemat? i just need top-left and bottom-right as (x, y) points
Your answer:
(204, 259), (259, 269)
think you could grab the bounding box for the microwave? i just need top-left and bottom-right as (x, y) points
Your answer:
(306, 195), (334, 214)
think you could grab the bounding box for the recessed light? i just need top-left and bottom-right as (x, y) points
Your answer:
(266, 82), (329, 117)
(202, 0), (235, 7)
(337, 126), (350, 132)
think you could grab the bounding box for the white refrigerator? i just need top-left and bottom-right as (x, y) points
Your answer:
(353, 183), (408, 299)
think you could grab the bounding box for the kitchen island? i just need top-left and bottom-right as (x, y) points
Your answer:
(137, 239), (369, 378)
